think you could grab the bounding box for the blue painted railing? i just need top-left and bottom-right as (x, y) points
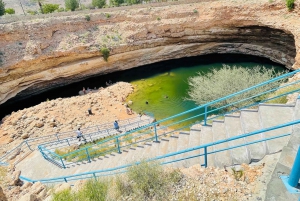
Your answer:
(39, 69), (300, 168)
(0, 116), (151, 165)
(20, 119), (300, 184)
(280, 146), (300, 194)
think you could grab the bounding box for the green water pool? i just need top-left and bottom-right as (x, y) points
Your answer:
(126, 61), (285, 126)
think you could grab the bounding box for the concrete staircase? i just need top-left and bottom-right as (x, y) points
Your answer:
(16, 101), (299, 184)
(265, 99), (300, 201)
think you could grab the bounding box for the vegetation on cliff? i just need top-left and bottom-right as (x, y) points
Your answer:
(42, 4), (60, 14)
(286, 0), (295, 11)
(101, 47), (110, 62)
(65, 0), (79, 11)
(4, 8), (15, 15)
(92, 0), (106, 9)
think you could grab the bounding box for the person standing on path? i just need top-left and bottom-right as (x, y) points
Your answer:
(114, 120), (121, 132)
(76, 128), (86, 142)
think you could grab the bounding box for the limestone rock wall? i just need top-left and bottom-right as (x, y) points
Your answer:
(0, 0), (299, 104)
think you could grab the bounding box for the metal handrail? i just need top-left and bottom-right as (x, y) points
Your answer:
(19, 119), (300, 183)
(38, 70), (300, 167)
(0, 116), (147, 165)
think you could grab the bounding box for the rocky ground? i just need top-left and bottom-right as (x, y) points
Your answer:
(0, 82), (137, 153)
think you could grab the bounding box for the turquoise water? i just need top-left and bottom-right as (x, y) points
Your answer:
(126, 61), (285, 127)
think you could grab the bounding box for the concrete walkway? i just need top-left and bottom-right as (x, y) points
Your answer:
(16, 100), (300, 186)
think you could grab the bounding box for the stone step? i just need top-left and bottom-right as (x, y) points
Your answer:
(258, 104), (294, 154)
(164, 135), (179, 166)
(212, 120), (232, 167)
(224, 114), (250, 164)
(147, 142), (161, 159)
(140, 143), (155, 160)
(173, 131), (190, 168)
(200, 125), (214, 167)
(156, 138), (170, 159)
(289, 97), (300, 151)
(106, 151), (128, 170)
(127, 145), (147, 164)
(265, 146), (300, 201)
(240, 109), (266, 160)
(183, 124), (201, 168)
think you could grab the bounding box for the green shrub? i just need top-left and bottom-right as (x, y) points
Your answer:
(92, 0), (106, 8)
(110, 0), (124, 6)
(50, 161), (182, 200)
(27, 10), (38, 15)
(5, 8), (15, 15)
(193, 9), (198, 13)
(267, 83), (300, 104)
(78, 179), (108, 201)
(124, 161), (181, 199)
(65, 0), (79, 11)
(286, 0), (295, 11)
(0, 0), (5, 16)
(126, 0), (141, 5)
(156, 17), (161, 21)
(232, 168), (244, 181)
(186, 65), (286, 109)
(57, 7), (65, 12)
(100, 47), (110, 61)
(43, 4), (59, 14)
(105, 13), (111, 18)
(52, 189), (74, 201)
(85, 15), (91, 21)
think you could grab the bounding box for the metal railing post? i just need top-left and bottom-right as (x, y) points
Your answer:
(116, 137), (121, 153)
(93, 173), (97, 180)
(204, 147), (208, 168)
(288, 146), (300, 187)
(66, 139), (70, 146)
(60, 156), (66, 169)
(86, 148), (91, 163)
(154, 124), (159, 142)
(55, 134), (60, 142)
(89, 134), (92, 142)
(204, 106), (208, 126)
(25, 141), (33, 151)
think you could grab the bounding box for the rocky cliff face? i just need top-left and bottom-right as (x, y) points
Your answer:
(0, 0), (299, 105)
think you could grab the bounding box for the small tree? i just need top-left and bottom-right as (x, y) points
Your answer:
(286, 0), (295, 11)
(43, 4), (59, 13)
(110, 0), (123, 7)
(92, 0), (106, 8)
(65, 0), (79, 11)
(0, 0), (5, 16)
(126, 0), (141, 5)
(100, 47), (110, 61)
(186, 65), (286, 108)
(5, 8), (15, 14)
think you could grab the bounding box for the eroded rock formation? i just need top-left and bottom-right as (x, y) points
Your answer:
(0, 0), (299, 104)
